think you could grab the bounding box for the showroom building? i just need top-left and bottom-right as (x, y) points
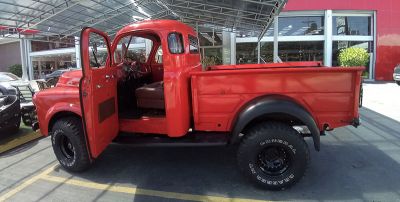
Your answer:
(0, 0), (398, 81)
(235, 0), (399, 81)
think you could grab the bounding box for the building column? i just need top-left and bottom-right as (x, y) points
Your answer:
(222, 31), (236, 65)
(230, 32), (236, 65)
(273, 16), (279, 63)
(20, 38), (33, 80)
(257, 41), (261, 64)
(75, 36), (81, 69)
(324, 10), (333, 67)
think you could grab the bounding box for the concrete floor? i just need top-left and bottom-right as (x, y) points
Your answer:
(0, 82), (400, 202)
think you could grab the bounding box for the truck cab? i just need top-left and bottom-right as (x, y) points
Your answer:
(81, 20), (203, 157)
(33, 20), (364, 190)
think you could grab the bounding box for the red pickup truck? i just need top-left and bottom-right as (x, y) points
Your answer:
(33, 20), (364, 190)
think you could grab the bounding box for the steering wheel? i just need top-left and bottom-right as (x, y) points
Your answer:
(122, 61), (150, 80)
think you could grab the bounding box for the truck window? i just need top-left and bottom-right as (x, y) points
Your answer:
(89, 33), (109, 69)
(155, 46), (163, 64)
(114, 35), (153, 64)
(168, 33), (184, 54)
(188, 35), (199, 54)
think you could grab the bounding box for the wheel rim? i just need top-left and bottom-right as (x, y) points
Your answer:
(60, 135), (75, 159)
(257, 145), (292, 176)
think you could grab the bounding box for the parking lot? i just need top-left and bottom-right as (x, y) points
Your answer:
(0, 82), (399, 202)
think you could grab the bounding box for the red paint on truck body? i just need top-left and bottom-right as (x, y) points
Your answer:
(33, 20), (364, 158)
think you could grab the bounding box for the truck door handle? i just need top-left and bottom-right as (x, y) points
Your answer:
(96, 85), (102, 89)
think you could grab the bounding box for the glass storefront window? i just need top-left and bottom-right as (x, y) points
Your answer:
(333, 16), (372, 36)
(201, 47), (222, 66)
(199, 32), (223, 46)
(278, 41), (324, 62)
(260, 42), (273, 63)
(237, 23), (274, 38)
(236, 43), (258, 64)
(32, 53), (76, 79)
(332, 41), (373, 67)
(31, 36), (75, 52)
(236, 42), (273, 64)
(278, 16), (324, 36)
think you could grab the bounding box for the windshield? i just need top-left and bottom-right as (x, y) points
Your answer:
(0, 73), (19, 82)
(114, 36), (153, 64)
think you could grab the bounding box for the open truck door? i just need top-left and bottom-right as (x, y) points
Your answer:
(80, 28), (118, 158)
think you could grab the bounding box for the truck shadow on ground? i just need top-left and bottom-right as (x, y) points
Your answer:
(49, 107), (400, 201)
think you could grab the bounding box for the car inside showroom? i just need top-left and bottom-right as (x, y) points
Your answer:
(0, 0), (400, 201)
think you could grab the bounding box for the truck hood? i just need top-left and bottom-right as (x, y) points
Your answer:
(56, 70), (82, 88)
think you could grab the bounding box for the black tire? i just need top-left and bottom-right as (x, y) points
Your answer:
(237, 122), (309, 190)
(396, 81), (400, 86)
(51, 117), (92, 172)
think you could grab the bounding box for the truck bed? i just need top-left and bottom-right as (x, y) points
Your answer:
(190, 63), (364, 132)
(207, 61), (323, 71)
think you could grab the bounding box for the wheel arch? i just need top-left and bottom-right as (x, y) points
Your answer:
(41, 102), (82, 136)
(230, 95), (321, 151)
(48, 110), (93, 161)
(48, 111), (82, 134)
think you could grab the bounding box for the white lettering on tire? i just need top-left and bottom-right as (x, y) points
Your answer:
(259, 138), (296, 154)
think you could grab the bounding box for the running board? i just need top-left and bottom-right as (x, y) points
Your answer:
(113, 132), (230, 147)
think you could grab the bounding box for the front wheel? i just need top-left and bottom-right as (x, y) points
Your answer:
(396, 81), (400, 86)
(51, 117), (92, 172)
(237, 122), (310, 190)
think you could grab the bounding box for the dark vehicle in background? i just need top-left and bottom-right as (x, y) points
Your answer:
(0, 95), (20, 134)
(0, 72), (46, 133)
(0, 72), (25, 95)
(45, 68), (80, 86)
(45, 69), (69, 86)
(394, 64), (400, 85)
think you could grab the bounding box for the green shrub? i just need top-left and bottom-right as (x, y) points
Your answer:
(338, 47), (369, 67)
(8, 64), (23, 77)
(201, 56), (222, 68)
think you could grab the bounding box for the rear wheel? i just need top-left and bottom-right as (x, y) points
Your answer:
(237, 122), (309, 190)
(51, 117), (92, 172)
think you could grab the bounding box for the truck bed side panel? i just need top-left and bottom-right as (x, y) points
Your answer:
(191, 67), (363, 132)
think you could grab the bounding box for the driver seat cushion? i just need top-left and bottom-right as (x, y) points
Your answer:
(135, 81), (165, 109)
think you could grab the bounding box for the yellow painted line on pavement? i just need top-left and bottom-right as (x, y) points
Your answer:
(0, 132), (42, 154)
(0, 164), (57, 201)
(40, 174), (273, 202)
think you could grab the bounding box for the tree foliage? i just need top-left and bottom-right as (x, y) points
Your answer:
(8, 64), (23, 77)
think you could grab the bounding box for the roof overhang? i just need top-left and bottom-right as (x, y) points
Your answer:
(0, 0), (287, 43)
